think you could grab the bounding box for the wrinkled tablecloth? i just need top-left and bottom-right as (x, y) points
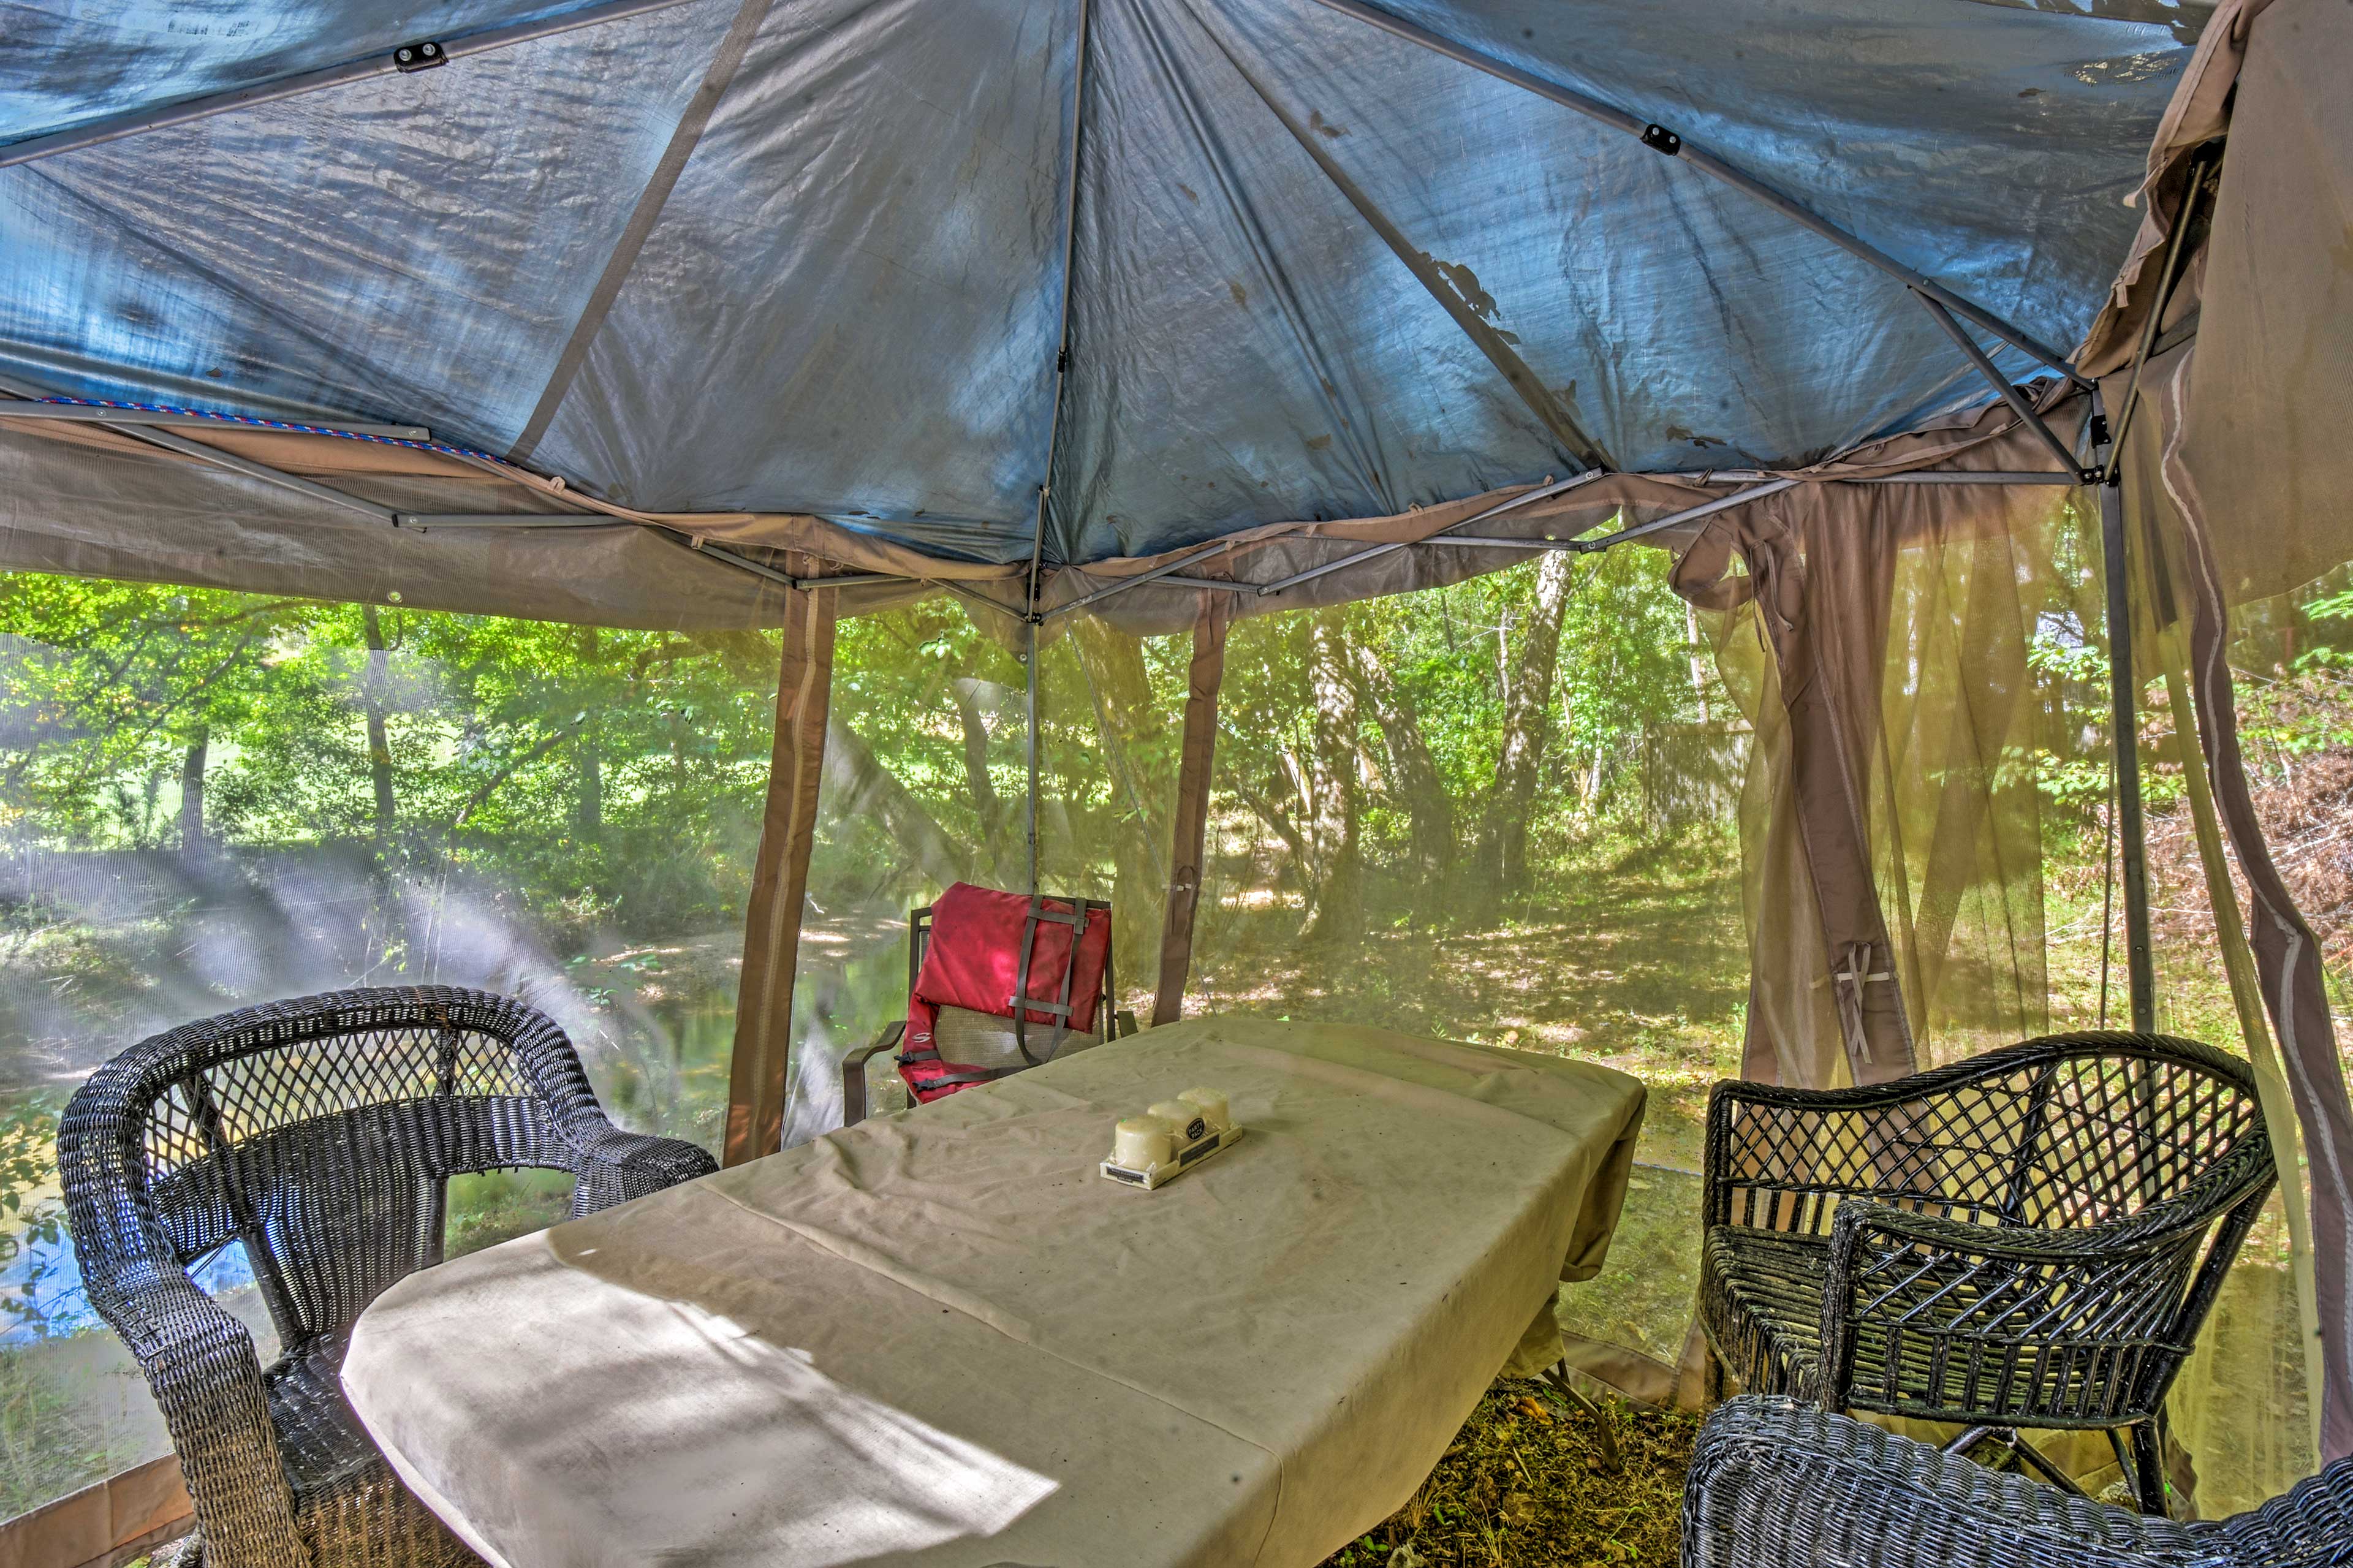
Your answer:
(344, 1017), (1645, 1568)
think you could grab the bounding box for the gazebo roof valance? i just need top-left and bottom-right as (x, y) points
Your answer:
(0, 0), (2204, 615)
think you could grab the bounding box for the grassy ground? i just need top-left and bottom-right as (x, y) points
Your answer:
(1317, 1384), (1699, 1568)
(1190, 827), (1751, 1174)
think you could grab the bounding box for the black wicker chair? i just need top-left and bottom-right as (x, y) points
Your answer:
(1698, 1032), (2275, 1513)
(1683, 1395), (2353, 1567)
(59, 987), (719, 1568)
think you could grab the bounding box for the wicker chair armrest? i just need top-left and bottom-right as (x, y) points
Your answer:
(841, 1022), (906, 1127)
(1817, 1198), (2219, 1412)
(92, 1260), (311, 1568)
(1684, 1396), (2207, 1568)
(560, 1125), (719, 1211)
(1825, 1192), (2219, 1270)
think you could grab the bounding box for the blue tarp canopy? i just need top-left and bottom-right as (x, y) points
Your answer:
(0, 0), (2202, 591)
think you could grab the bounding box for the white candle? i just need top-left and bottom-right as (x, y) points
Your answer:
(1178, 1086), (1230, 1132)
(1150, 1100), (1208, 1143)
(1113, 1116), (1174, 1170)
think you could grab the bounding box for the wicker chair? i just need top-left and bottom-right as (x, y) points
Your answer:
(59, 987), (719, 1568)
(1698, 1032), (2275, 1513)
(1683, 1395), (2353, 1567)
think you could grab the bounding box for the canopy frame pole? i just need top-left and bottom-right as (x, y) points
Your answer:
(722, 560), (839, 1165)
(0, 403), (429, 439)
(1025, 612), (1042, 898)
(1020, 0), (1097, 900)
(1850, 471), (2084, 486)
(2096, 409), (2158, 1031)
(1303, 0), (2084, 387)
(0, 380), (399, 525)
(1045, 538), (1243, 621)
(0, 0), (711, 169)
(669, 537), (908, 592)
(1046, 469), (2080, 612)
(1569, 477), (1798, 555)
(1912, 292), (2091, 478)
(1248, 471), (1610, 599)
(1154, 593), (1231, 1026)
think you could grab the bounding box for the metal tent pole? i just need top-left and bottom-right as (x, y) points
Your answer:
(1303, 0), (2084, 387)
(1045, 538), (1243, 621)
(1912, 292), (2088, 477)
(1025, 616), (1042, 897)
(2097, 411), (2158, 1031)
(0, 377), (401, 524)
(1245, 469), (1611, 598)
(1020, 0), (1096, 900)
(1566, 477), (1797, 554)
(0, 403), (428, 439)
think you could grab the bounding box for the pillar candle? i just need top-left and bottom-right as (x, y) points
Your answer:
(1113, 1116), (1174, 1170)
(1149, 1100), (1207, 1142)
(1178, 1086), (1230, 1132)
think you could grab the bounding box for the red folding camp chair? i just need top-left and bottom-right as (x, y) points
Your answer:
(841, 883), (1135, 1124)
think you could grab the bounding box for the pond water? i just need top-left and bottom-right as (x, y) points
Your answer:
(0, 848), (936, 1521)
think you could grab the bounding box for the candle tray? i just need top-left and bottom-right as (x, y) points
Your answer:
(1100, 1124), (1244, 1190)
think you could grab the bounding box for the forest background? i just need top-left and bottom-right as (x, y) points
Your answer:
(1, 526), (2347, 1521)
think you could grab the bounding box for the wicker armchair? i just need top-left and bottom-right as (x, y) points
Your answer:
(1698, 1032), (2274, 1512)
(1683, 1395), (2353, 1567)
(59, 987), (719, 1568)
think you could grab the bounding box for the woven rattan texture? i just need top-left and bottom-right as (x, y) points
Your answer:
(60, 988), (718, 1568)
(1683, 1396), (2353, 1567)
(1697, 1034), (2275, 1466)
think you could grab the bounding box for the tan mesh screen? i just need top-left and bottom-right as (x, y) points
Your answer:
(0, 573), (782, 1519)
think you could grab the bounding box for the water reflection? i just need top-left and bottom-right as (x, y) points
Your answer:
(0, 838), (933, 1522)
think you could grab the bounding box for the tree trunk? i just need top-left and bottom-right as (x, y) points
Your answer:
(1684, 598), (1711, 725)
(1301, 611), (1364, 945)
(1347, 639), (1450, 888)
(948, 677), (1004, 837)
(1230, 770), (1311, 880)
(361, 605), (397, 841)
(179, 725), (208, 862)
(1070, 619), (1167, 984)
(577, 626), (603, 838)
(1477, 551), (1577, 913)
(822, 713), (966, 892)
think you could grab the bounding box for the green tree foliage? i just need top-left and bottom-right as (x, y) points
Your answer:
(1210, 547), (1726, 934)
(0, 578), (784, 949)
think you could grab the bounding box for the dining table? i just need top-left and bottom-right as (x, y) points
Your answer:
(341, 1015), (1646, 1568)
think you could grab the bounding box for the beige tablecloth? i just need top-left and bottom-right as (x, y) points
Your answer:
(343, 1017), (1645, 1568)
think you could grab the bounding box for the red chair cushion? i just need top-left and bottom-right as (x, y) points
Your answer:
(900, 884), (1111, 1104)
